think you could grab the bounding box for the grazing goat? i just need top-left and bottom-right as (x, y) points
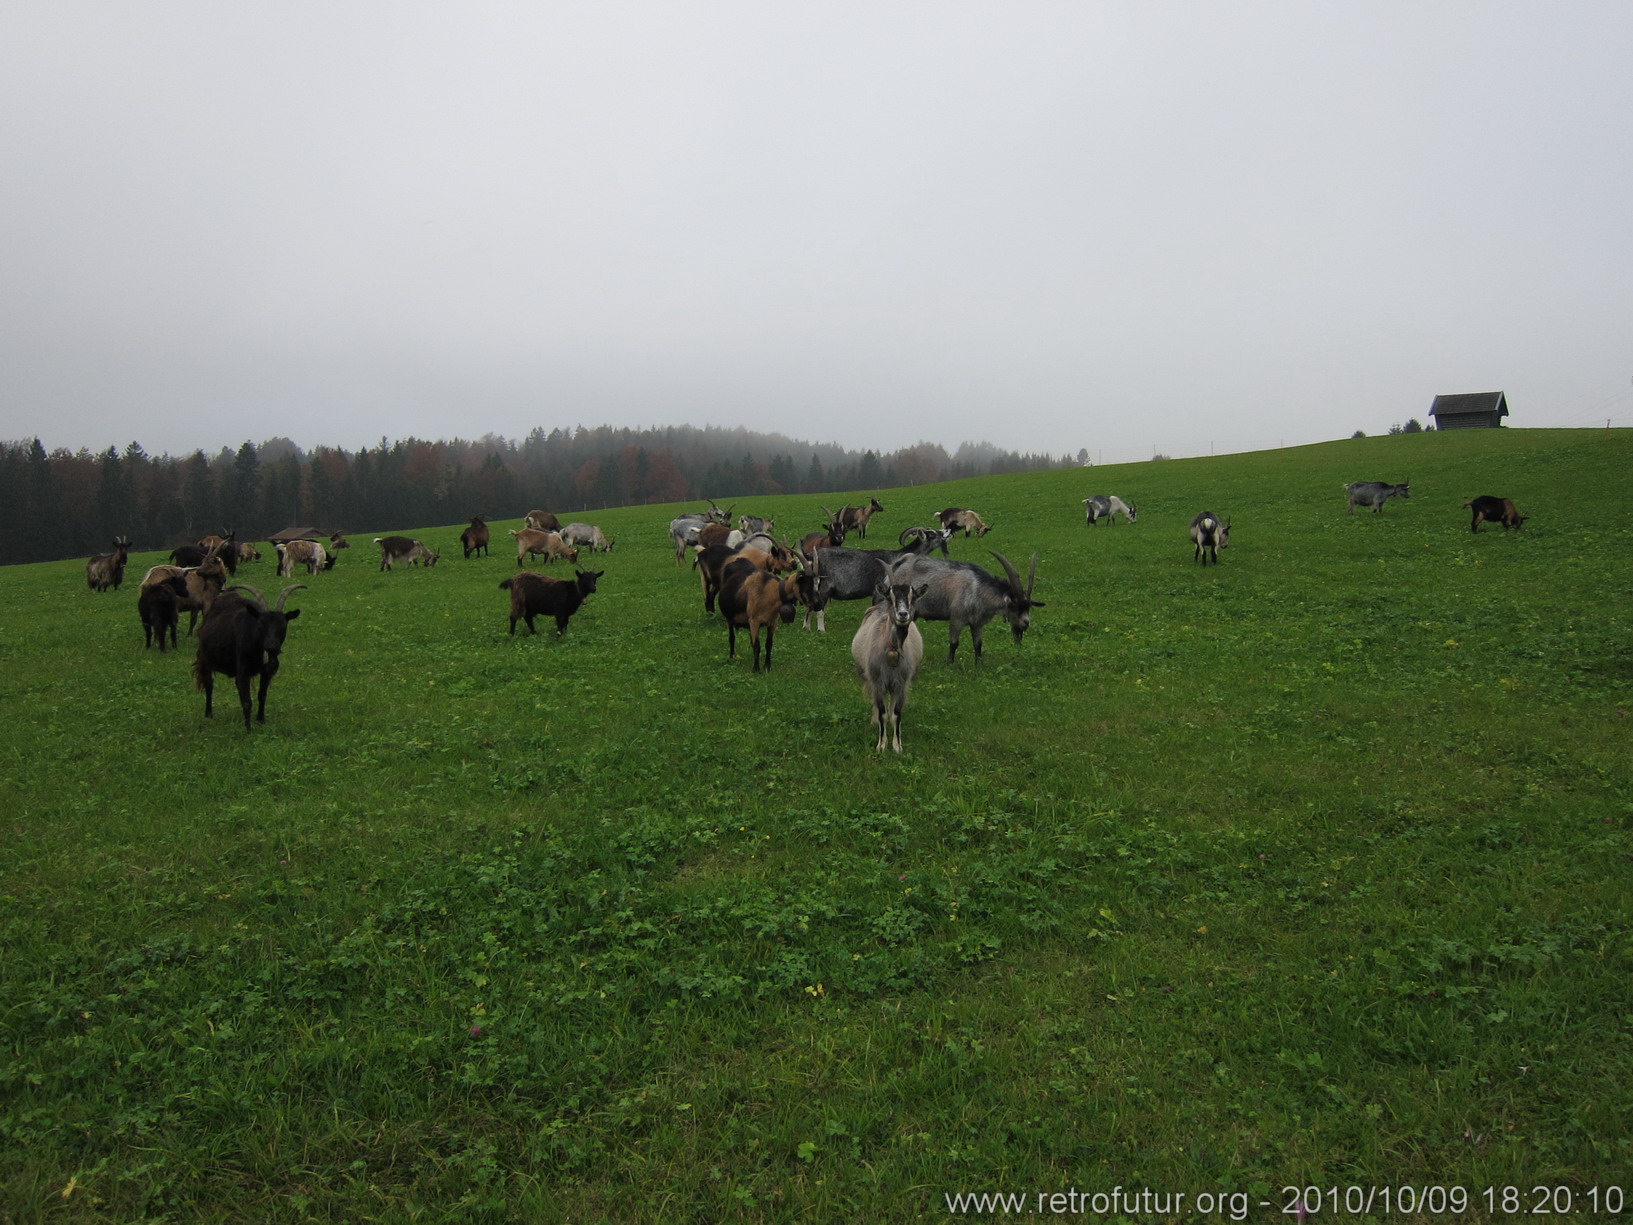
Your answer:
(86, 536), (132, 592)
(889, 550), (1042, 663)
(1082, 495), (1137, 526)
(936, 507), (991, 537)
(509, 528), (577, 567)
(1190, 512), (1230, 565)
(1345, 480), (1410, 515)
(851, 576), (928, 752)
(193, 583), (305, 731)
(524, 510), (561, 533)
(738, 514), (774, 536)
(896, 525), (953, 556)
(235, 541), (262, 565)
(140, 553), (228, 635)
(718, 557), (800, 672)
(375, 535), (438, 571)
(460, 517), (491, 559)
(138, 572), (189, 651)
(279, 539), (330, 576)
(499, 568), (603, 635)
(1463, 495), (1527, 532)
(560, 522), (615, 553)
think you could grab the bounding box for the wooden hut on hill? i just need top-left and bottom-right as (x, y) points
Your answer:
(1429, 391), (1509, 430)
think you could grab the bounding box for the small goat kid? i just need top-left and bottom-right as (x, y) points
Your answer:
(193, 584), (305, 731)
(851, 576), (928, 752)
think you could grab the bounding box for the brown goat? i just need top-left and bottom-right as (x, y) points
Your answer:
(139, 553), (229, 635)
(460, 516), (490, 559)
(695, 544), (774, 613)
(86, 536), (132, 592)
(839, 496), (885, 539)
(523, 510), (561, 533)
(718, 557), (800, 672)
(510, 528), (578, 567)
(197, 531), (239, 575)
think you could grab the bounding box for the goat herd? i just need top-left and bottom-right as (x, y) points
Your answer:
(80, 479), (1527, 750)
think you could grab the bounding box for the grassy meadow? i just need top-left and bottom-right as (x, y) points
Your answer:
(2, 427), (1630, 1222)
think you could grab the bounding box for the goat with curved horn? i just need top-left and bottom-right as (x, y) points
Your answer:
(193, 583), (307, 730)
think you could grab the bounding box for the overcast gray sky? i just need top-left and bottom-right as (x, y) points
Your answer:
(3, 2), (1630, 465)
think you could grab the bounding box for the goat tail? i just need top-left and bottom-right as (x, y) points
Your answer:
(191, 654), (209, 691)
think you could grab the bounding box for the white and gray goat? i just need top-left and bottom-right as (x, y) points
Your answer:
(1189, 512), (1230, 565)
(560, 522), (615, 553)
(1082, 494), (1137, 525)
(851, 574), (927, 752)
(887, 550), (1042, 663)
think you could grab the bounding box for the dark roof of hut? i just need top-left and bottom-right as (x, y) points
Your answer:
(1429, 391), (1508, 419)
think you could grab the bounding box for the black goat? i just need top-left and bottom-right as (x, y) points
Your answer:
(500, 569), (603, 635)
(138, 572), (189, 651)
(193, 583), (305, 730)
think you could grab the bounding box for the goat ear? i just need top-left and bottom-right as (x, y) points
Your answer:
(284, 608), (301, 621)
(913, 583), (929, 598)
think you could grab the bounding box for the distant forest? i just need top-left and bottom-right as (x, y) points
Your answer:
(1, 424), (1077, 566)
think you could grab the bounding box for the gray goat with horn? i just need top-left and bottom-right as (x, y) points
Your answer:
(851, 572), (928, 752)
(886, 550), (1043, 663)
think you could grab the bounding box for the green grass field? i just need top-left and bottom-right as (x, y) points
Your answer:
(3, 427), (1629, 1223)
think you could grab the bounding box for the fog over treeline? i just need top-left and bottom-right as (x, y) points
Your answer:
(1, 424), (1077, 565)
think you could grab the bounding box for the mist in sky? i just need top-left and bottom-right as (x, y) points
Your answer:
(3, 3), (1629, 465)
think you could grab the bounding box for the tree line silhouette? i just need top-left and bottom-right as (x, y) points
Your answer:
(1, 424), (1074, 565)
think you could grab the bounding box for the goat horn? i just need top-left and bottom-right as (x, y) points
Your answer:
(225, 583), (267, 608)
(275, 584), (307, 612)
(990, 550), (1025, 599)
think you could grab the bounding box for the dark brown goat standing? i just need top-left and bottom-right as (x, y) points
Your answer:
(193, 583), (305, 731)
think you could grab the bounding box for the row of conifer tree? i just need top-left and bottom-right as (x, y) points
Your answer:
(2, 423), (1074, 566)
